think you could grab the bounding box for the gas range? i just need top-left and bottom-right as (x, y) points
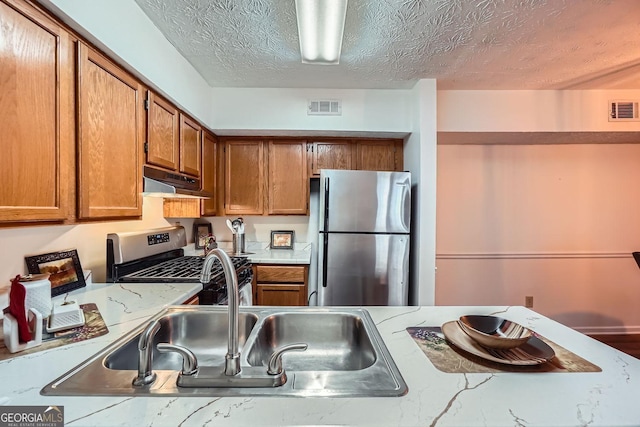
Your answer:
(118, 255), (248, 283)
(106, 226), (252, 304)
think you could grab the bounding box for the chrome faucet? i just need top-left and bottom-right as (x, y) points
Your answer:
(199, 246), (241, 376)
(132, 319), (161, 386)
(134, 243), (308, 388)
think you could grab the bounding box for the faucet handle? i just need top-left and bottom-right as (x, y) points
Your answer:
(157, 343), (199, 376)
(267, 343), (308, 375)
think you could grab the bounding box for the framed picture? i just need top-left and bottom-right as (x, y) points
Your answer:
(193, 222), (213, 249)
(270, 230), (294, 249)
(25, 249), (86, 297)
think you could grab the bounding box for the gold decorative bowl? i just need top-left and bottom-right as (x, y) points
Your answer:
(458, 315), (533, 349)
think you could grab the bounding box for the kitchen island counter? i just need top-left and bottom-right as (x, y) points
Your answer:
(1, 283), (639, 427)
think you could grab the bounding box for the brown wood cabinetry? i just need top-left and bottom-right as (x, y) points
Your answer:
(309, 140), (353, 176)
(0, 0), (74, 222)
(162, 130), (216, 218)
(223, 139), (309, 215)
(145, 91), (179, 171)
(145, 93), (201, 179)
(356, 139), (402, 171)
(179, 114), (202, 177)
(162, 199), (201, 218)
(77, 41), (143, 219)
(224, 140), (265, 215)
(201, 131), (218, 216)
(268, 140), (308, 215)
(254, 264), (308, 306)
(182, 294), (200, 305)
(309, 138), (403, 177)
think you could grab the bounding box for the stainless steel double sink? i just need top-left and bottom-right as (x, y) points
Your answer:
(41, 306), (407, 397)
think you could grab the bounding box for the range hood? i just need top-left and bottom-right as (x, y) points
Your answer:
(143, 165), (211, 199)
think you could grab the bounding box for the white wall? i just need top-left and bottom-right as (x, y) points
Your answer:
(403, 80), (438, 305)
(210, 87), (412, 135)
(187, 216), (314, 246)
(435, 143), (640, 333)
(0, 198), (173, 310)
(438, 90), (640, 132)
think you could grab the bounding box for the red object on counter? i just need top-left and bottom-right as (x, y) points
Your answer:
(6, 275), (31, 342)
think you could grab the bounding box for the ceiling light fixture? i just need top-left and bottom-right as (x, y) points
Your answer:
(295, 0), (348, 65)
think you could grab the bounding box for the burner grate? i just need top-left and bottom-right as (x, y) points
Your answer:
(123, 256), (248, 281)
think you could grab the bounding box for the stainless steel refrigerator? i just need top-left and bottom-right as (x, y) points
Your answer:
(317, 169), (411, 306)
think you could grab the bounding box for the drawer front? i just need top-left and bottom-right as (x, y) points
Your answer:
(256, 265), (306, 283)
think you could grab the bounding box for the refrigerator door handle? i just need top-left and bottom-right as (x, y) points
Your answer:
(396, 179), (411, 232)
(322, 234), (329, 288)
(323, 176), (330, 230)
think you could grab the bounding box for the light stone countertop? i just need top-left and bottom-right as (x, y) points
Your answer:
(186, 241), (312, 265)
(1, 283), (639, 427)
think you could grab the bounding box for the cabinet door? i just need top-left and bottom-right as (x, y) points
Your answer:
(268, 140), (308, 214)
(179, 113), (202, 177)
(224, 140), (264, 215)
(146, 91), (179, 171)
(0, 0), (74, 222)
(355, 139), (401, 171)
(257, 284), (307, 306)
(310, 141), (353, 176)
(77, 42), (143, 219)
(201, 131), (217, 216)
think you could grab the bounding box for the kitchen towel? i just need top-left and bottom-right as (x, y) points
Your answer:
(4, 275), (30, 342)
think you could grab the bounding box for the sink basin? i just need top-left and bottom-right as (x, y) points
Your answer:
(105, 310), (258, 370)
(246, 312), (376, 371)
(41, 306), (407, 397)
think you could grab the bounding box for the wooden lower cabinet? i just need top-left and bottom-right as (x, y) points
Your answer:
(182, 294), (200, 305)
(253, 264), (308, 306)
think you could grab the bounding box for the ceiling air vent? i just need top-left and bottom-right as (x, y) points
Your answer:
(609, 100), (639, 121)
(308, 99), (342, 116)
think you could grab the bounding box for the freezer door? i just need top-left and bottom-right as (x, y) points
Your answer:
(317, 232), (409, 306)
(319, 169), (410, 233)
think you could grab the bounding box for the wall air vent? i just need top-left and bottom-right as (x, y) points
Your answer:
(308, 99), (342, 116)
(609, 100), (639, 121)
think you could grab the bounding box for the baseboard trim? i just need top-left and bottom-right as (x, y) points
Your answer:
(574, 325), (640, 335)
(436, 252), (630, 260)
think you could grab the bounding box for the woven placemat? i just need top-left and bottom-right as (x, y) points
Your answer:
(0, 303), (108, 361)
(407, 326), (601, 373)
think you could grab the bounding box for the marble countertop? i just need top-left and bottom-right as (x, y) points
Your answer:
(187, 241), (312, 265)
(1, 283), (639, 426)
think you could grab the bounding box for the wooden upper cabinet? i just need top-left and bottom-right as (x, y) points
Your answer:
(224, 140), (264, 215)
(268, 140), (308, 215)
(201, 131), (217, 216)
(179, 113), (202, 177)
(77, 42), (143, 219)
(309, 141), (353, 176)
(145, 93), (202, 179)
(356, 139), (402, 171)
(0, 0), (74, 222)
(145, 91), (179, 171)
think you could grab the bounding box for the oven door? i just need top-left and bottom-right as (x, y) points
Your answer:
(198, 264), (253, 305)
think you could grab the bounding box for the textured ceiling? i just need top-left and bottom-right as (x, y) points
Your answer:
(134, 0), (640, 90)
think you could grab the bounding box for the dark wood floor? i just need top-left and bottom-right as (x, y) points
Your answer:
(588, 334), (640, 359)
